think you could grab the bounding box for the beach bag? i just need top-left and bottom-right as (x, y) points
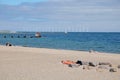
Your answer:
(76, 60), (82, 65)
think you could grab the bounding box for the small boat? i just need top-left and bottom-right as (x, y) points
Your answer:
(35, 32), (41, 38)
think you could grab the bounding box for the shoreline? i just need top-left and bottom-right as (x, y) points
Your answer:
(0, 44), (119, 54)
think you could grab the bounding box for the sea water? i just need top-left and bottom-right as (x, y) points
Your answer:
(0, 32), (120, 54)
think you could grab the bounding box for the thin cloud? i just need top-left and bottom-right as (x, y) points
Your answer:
(0, 0), (120, 32)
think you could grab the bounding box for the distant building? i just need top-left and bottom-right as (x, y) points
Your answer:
(35, 32), (41, 38)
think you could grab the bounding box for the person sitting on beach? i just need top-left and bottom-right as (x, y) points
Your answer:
(89, 49), (94, 53)
(89, 49), (98, 53)
(6, 42), (12, 46)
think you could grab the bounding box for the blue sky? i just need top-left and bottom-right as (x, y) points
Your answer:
(0, 0), (120, 32)
(0, 0), (47, 5)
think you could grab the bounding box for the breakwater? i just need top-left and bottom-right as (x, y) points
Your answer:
(0, 32), (41, 38)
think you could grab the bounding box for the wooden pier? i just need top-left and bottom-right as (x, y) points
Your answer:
(0, 32), (41, 38)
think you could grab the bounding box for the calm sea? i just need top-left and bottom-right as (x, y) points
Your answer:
(0, 32), (120, 54)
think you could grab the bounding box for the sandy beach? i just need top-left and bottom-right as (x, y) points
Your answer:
(0, 45), (120, 80)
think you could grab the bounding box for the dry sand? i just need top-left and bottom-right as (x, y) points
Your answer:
(0, 46), (120, 80)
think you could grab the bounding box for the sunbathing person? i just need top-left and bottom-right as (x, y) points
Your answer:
(61, 60), (76, 65)
(61, 60), (81, 68)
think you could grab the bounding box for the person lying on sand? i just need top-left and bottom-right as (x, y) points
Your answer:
(61, 60), (119, 72)
(61, 60), (81, 68)
(61, 60), (76, 65)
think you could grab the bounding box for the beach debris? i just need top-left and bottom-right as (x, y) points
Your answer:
(83, 66), (86, 69)
(117, 65), (120, 69)
(98, 65), (108, 69)
(96, 65), (110, 72)
(68, 64), (80, 68)
(89, 62), (97, 67)
(99, 62), (112, 67)
(83, 65), (90, 70)
(82, 61), (89, 65)
(109, 68), (117, 72)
